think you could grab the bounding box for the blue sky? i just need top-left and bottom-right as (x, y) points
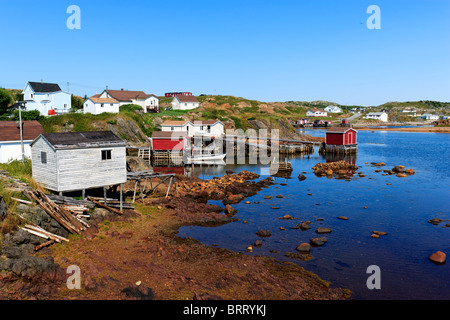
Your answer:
(0, 0), (449, 106)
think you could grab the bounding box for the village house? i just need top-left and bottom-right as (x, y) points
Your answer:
(421, 113), (439, 120)
(83, 97), (120, 115)
(22, 81), (71, 115)
(97, 88), (159, 113)
(160, 120), (224, 137)
(306, 108), (327, 117)
(30, 131), (127, 193)
(171, 95), (199, 110)
(324, 106), (343, 113)
(364, 112), (388, 122)
(0, 121), (43, 163)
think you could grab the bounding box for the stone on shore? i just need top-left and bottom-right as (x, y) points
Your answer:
(224, 205), (237, 216)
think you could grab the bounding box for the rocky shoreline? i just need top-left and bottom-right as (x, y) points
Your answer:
(0, 170), (350, 300)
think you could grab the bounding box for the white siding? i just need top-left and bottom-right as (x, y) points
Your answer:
(0, 141), (32, 163)
(171, 97), (199, 110)
(56, 146), (127, 192)
(23, 83), (71, 115)
(31, 138), (58, 191)
(83, 99), (119, 115)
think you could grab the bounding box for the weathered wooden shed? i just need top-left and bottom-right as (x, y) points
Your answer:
(30, 131), (127, 193)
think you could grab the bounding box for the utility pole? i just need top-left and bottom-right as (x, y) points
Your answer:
(16, 101), (25, 162)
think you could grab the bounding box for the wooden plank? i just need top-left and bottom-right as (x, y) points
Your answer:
(87, 196), (123, 215)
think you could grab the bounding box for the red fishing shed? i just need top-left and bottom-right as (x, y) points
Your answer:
(325, 127), (357, 145)
(151, 131), (188, 151)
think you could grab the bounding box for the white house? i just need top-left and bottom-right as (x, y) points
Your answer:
(161, 120), (224, 137)
(421, 113), (439, 120)
(324, 106), (342, 113)
(306, 108), (327, 117)
(83, 97), (120, 115)
(364, 112), (388, 122)
(171, 95), (199, 110)
(30, 131), (127, 193)
(0, 121), (43, 163)
(22, 81), (71, 115)
(97, 89), (159, 113)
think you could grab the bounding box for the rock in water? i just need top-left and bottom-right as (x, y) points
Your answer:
(310, 237), (327, 247)
(256, 230), (272, 237)
(298, 174), (306, 181)
(296, 243), (311, 253)
(316, 227), (332, 234)
(429, 251), (446, 264)
(0, 195), (7, 221)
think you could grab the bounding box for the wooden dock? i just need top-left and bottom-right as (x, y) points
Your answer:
(318, 143), (357, 155)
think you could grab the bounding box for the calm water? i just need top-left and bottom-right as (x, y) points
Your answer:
(177, 129), (450, 299)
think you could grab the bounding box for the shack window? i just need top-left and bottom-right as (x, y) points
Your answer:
(101, 150), (112, 160)
(41, 152), (47, 164)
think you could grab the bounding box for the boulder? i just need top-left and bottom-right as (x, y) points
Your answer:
(279, 214), (294, 220)
(316, 227), (332, 234)
(337, 216), (348, 220)
(405, 169), (415, 175)
(297, 174), (306, 181)
(371, 162), (385, 166)
(310, 237), (327, 247)
(296, 243), (311, 253)
(392, 165), (405, 173)
(224, 205), (237, 216)
(429, 251), (446, 264)
(300, 222), (311, 231)
(0, 195), (7, 221)
(256, 230), (272, 237)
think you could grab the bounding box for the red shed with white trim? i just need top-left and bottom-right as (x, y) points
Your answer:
(325, 127), (357, 145)
(151, 131), (188, 151)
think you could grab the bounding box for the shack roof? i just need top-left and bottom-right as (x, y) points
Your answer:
(31, 131), (126, 150)
(0, 121), (44, 142)
(326, 127), (358, 134)
(151, 131), (187, 139)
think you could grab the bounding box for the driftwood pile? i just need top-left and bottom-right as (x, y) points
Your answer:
(23, 189), (89, 235)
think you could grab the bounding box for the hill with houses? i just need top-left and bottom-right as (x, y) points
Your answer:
(1, 86), (450, 144)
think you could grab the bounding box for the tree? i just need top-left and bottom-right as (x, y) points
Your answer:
(71, 94), (83, 110)
(0, 88), (13, 115)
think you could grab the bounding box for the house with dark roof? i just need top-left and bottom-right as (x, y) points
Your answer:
(22, 81), (71, 116)
(0, 121), (44, 163)
(30, 131), (127, 192)
(171, 95), (199, 110)
(97, 88), (159, 113)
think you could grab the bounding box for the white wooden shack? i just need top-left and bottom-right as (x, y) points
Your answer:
(30, 131), (127, 194)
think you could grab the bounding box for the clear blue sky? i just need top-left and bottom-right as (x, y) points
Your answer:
(1, 0), (449, 106)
